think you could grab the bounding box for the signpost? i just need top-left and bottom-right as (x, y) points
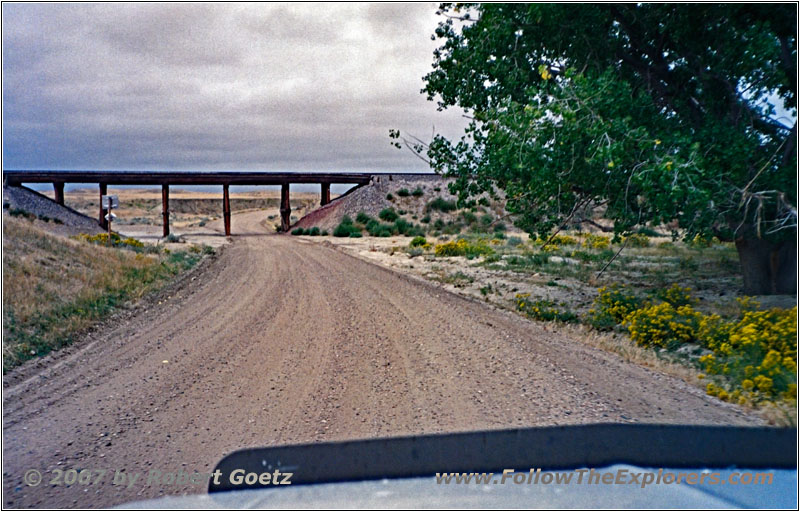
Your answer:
(102, 195), (118, 246)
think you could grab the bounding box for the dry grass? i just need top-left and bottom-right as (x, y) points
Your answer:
(2, 215), (203, 371)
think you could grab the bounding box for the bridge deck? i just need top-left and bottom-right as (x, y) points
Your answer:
(3, 170), (384, 186)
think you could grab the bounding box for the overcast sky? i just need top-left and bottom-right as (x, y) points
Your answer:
(2, 3), (467, 172)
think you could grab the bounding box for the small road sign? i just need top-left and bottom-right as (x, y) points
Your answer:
(101, 195), (119, 209)
(104, 212), (117, 221)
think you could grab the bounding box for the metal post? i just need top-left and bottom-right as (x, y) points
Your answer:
(223, 184), (231, 236)
(280, 183), (291, 232)
(106, 197), (112, 246)
(53, 182), (65, 205)
(321, 183), (331, 206)
(99, 183), (108, 229)
(162, 184), (170, 238)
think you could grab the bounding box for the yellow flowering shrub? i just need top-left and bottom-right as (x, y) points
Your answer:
(532, 233), (578, 251)
(687, 234), (721, 248)
(74, 233), (144, 248)
(656, 284), (698, 307)
(698, 301), (796, 404)
(434, 238), (495, 258)
(625, 302), (703, 349)
(582, 233), (611, 249)
(586, 284), (643, 330)
(549, 234), (578, 246)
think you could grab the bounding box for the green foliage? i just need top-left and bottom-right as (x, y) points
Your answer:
(587, 284), (643, 330)
(402, 3), (795, 266)
(515, 294), (578, 323)
(307, 227), (321, 236)
(365, 219), (394, 237)
(333, 216), (362, 237)
(409, 236), (428, 248)
(379, 208), (399, 222)
(291, 228), (306, 235)
(505, 252), (550, 268)
(625, 233), (651, 247)
(421, 215), (431, 224)
(426, 197), (457, 213)
(412, 187), (424, 197)
(397, 188), (410, 197)
(8, 207), (36, 220)
(356, 212), (374, 224)
(386, 193), (394, 201)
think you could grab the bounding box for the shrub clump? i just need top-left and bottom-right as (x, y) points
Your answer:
(379, 208), (399, 222)
(356, 212), (374, 224)
(426, 197), (457, 213)
(396, 188), (410, 197)
(76, 233), (146, 250)
(412, 187), (424, 197)
(625, 303), (703, 349)
(586, 284), (643, 330)
(624, 233), (651, 247)
(291, 228), (305, 236)
(700, 301), (796, 404)
(515, 294), (578, 323)
(333, 216), (362, 237)
(409, 236), (427, 248)
(434, 238), (495, 258)
(656, 283), (698, 307)
(365, 219), (394, 237)
(588, 283), (797, 406)
(582, 233), (611, 249)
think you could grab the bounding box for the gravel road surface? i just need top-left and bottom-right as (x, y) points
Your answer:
(2, 211), (762, 508)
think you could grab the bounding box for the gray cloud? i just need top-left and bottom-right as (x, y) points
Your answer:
(2, 2), (466, 172)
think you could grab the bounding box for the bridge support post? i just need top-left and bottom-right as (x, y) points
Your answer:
(223, 184), (231, 236)
(280, 183), (291, 232)
(321, 183), (331, 206)
(99, 183), (108, 229)
(53, 182), (65, 205)
(162, 184), (170, 238)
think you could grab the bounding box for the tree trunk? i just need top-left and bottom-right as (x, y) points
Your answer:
(735, 237), (796, 295)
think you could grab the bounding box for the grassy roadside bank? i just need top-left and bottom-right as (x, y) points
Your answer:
(2, 215), (213, 372)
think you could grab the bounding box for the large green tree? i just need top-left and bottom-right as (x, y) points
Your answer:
(403, 3), (797, 294)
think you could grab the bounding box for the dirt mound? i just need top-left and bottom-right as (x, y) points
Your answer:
(3, 185), (104, 235)
(294, 174), (462, 231)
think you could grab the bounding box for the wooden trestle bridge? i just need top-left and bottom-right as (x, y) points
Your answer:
(2, 170), (405, 236)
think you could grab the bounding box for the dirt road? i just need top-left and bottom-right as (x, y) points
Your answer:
(2, 211), (761, 508)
